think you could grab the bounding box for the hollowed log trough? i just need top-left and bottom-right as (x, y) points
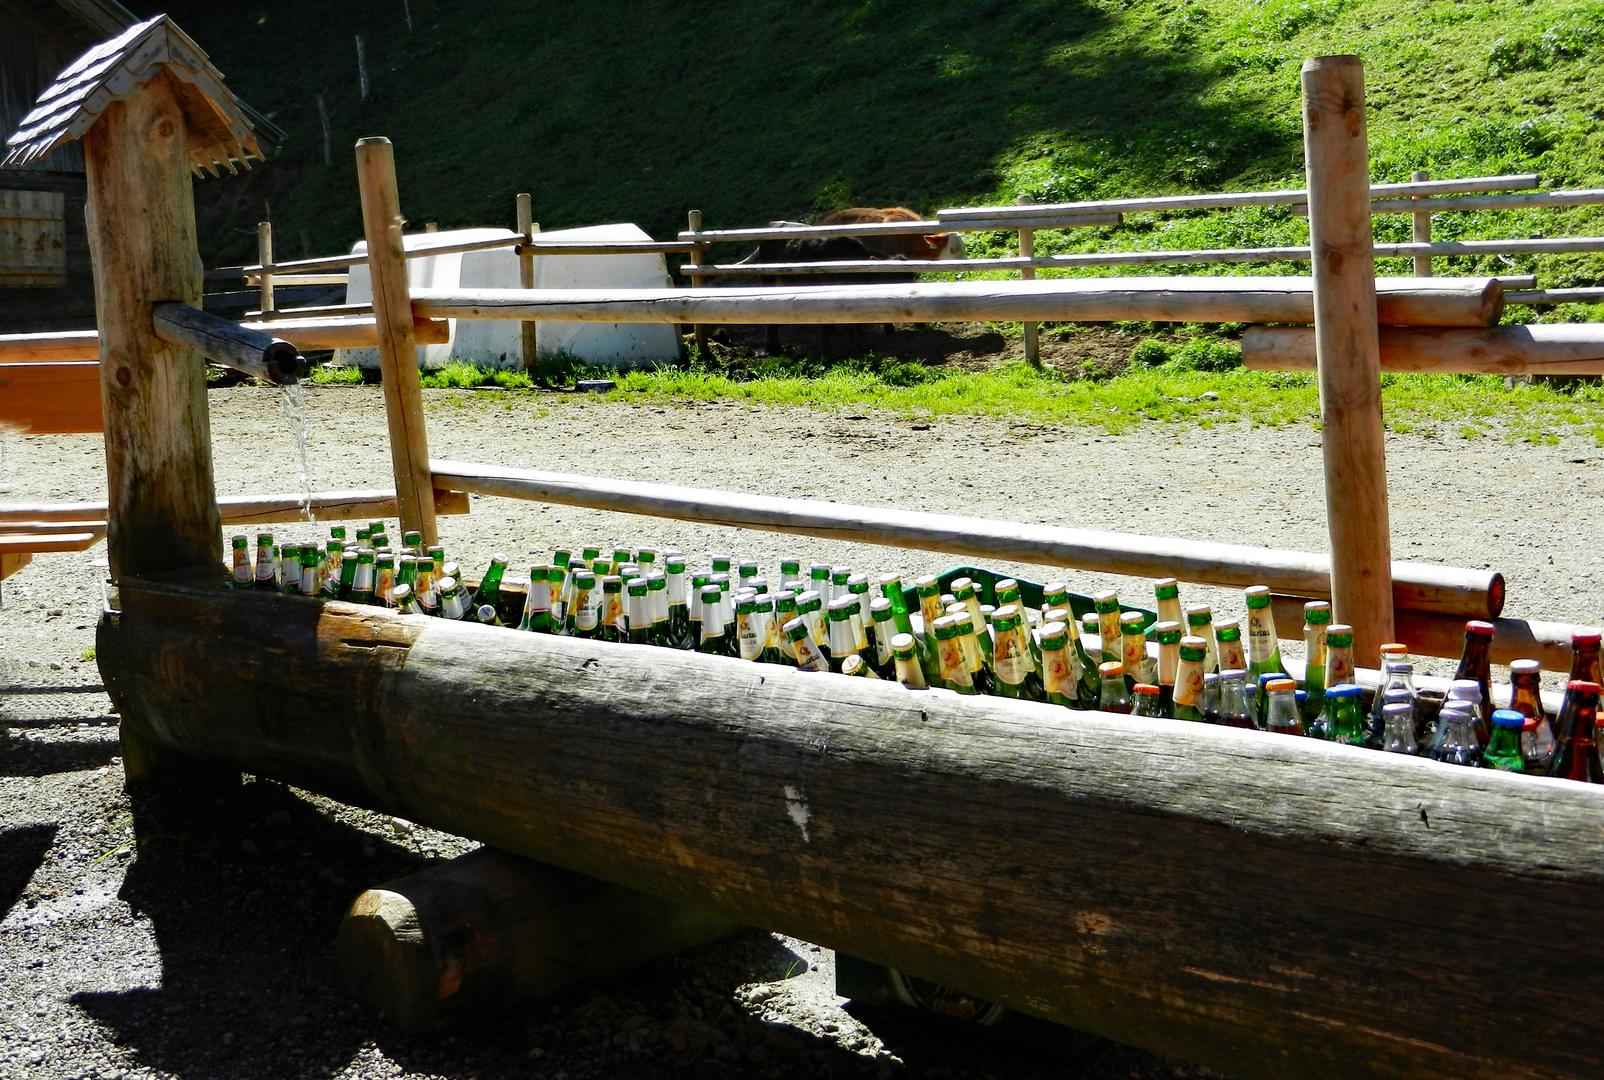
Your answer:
(99, 569), (1604, 1080)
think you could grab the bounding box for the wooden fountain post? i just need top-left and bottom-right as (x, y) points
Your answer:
(1301, 55), (1394, 656)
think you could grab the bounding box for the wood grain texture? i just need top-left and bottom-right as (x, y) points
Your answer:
(411, 276), (1503, 329)
(0, 361), (102, 434)
(1411, 170), (1433, 277)
(1016, 194), (1039, 365)
(355, 137), (437, 547)
(0, 488), (468, 527)
(1242, 324), (1604, 376)
(151, 302), (307, 384)
(98, 573), (1604, 1080)
(1303, 56), (1394, 657)
(82, 74), (221, 580)
(0, 317), (446, 363)
(429, 459), (1501, 618)
(335, 846), (742, 1036)
(515, 193), (537, 371)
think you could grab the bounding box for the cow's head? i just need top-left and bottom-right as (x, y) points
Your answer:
(933, 231), (965, 259)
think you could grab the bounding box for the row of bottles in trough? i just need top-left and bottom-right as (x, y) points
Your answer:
(228, 525), (1604, 783)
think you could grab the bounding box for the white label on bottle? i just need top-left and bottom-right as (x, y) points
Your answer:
(353, 563), (374, 593)
(255, 551), (275, 582)
(1174, 663), (1205, 708)
(874, 623), (895, 665)
(938, 638), (971, 686)
(994, 631), (1029, 685)
(574, 595), (598, 631)
(1247, 608), (1276, 663)
(299, 565), (317, 595)
(1043, 649), (1072, 696)
(793, 633), (828, 672)
(441, 591), (465, 620)
(233, 558), (253, 584)
(526, 580), (552, 615)
(1220, 638), (1246, 672)
(738, 612), (762, 659)
(1328, 650), (1354, 686)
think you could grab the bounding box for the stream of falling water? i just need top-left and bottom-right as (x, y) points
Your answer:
(278, 380), (316, 522)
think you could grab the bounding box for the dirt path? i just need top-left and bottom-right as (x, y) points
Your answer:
(3, 386), (1601, 1080)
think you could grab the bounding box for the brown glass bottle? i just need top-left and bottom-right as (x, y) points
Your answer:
(1545, 680), (1603, 783)
(1453, 620), (1495, 747)
(1555, 630), (1603, 743)
(1506, 659), (1554, 774)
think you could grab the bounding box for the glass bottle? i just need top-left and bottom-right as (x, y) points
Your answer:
(841, 654), (879, 678)
(697, 584), (729, 654)
(830, 567), (851, 605)
(1041, 582), (1070, 620)
(664, 556), (692, 649)
(347, 548), (376, 605)
(1454, 620), (1496, 746)
(786, 617), (829, 672)
(1366, 642), (1408, 739)
(755, 595), (785, 664)
(569, 572), (600, 638)
(1093, 591), (1121, 665)
(1120, 611), (1153, 687)
(1545, 680), (1603, 783)
(1324, 684), (1366, 745)
(621, 579), (650, 645)
(276, 544), (300, 595)
(1218, 669), (1255, 729)
(773, 591), (800, 663)
(1061, 606), (1100, 702)
(548, 549), (572, 629)
(373, 552), (395, 605)
(1154, 621), (1182, 716)
(990, 609), (1044, 701)
(1264, 677), (1301, 736)
(254, 532), (278, 590)
(1432, 703), (1482, 767)
(913, 575), (947, 681)
(1301, 601), (1331, 724)
(475, 603), (502, 627)
(1171, 638), (1209, 722)
(1201, 671), (1222, 725)
(950, 578), (992, 666)
(1368, 660), (1416, 750)
(520, 564), (554, 632)
(1215, 620), (1247, 675)
(827, 599), (861, 673)
(867, 598), (897, 679)
(1132, 684), (1164, 718)
(415, 551), (441, 617)
(391, 582), (421, 616)
(797, 589), (828, 657)
(1324, 625), (1355, 689)
(809, 563), (831, 601)
(847, 574), (873, 654)
(437, 575), (470, 621)
(402, 529), (421, 553)
(1482, 709), (1526, 772)
(891, 633), (927, 689)
(1154, 578), (1183, 629)
(336, 543), (359, 601)
(932, 616), (976, 695)
(469, 553), (510, 618)
(647, 572), (670, 646)
(1038, 622), (1079, 708)
(1184, 604), (1218, 673)
(1380, 701), (1418, 755)
(597, 576), (625, 642)
(1097, 661), (1131, 714)
(780, 558), (802, 586)
(950, 610), (992, 695)
(1506, 658), (1553, 774)
(1242, 586), (1284, 684)
(228, 535), (252, 588)
(1555, 631), (1602, 750)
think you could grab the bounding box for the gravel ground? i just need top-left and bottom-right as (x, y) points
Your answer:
(4, 383), (1603, 1080)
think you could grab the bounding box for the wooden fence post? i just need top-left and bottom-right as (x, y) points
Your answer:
(687, 209), (709, 360)
(257, 220), (275, 313)
(355, 136), (438, 546)
(1016, 194), (1040, 366)
(1412, 169), (1432, 277)
(1302, 55), (1394, 657)
(516, 192), (537, 371)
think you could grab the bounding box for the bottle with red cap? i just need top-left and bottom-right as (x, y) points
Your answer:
(1453, 620), (1495, 746)
(1545, 680), (1603, 783)
(1555, 630), (1602, 748)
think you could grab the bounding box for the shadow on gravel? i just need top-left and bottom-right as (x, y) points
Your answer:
(0, 734), (119, 776)
(0, 823), (59, 921)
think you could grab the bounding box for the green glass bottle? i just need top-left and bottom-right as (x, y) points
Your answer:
(697, 584), (729, 655)
(950, 610), (992, 695)
(1183, 604), (1218, 673)
(913, 575), (947, 681)
(846, 574), (873, 654)
(599, 576), (626, 642)
(1324, 684), (1366, 745)
(809, 563), (831, 601)
(391, 582), (421, 615)
(1478, 708), (1524, 771)
(1301, 600), (1331, 725)
(786, 616), (829, 672)
(830, 567), (851, 606)
(349, 548), (379, 604)
(754, 595), (786, 664)
(990, 609), (1044, 701)
(797, 589), (828, 659)
(1038, 623), (1079, 707)
(469, 553), (509, 619)
(437, 575), (471, 621)
(826, 599), (861, 674)
(635, 548), (658, 571)
(548, 549), (573, 631)
(1324, 625), (1356, 690)
(1171, 638), (1208, 722)
(1040, 582), (1070, 620)
(518, 564), (554, 632)
(841, 654), (879, 679)
(1093, 591), (1121, 664)
(711, 553), (733, 580)
(1153, 621), (1182, 716)
(1243, 585), (1284, 683)
(866, 597), (898, 679)
(931, 616), (976, 695)
(665, 556), (692, 649)
(403, 529), (422, 553)
(277, 544), (302, 595)
(950, 577), (993, 667)
(780, 558), (802, 585)
(569, 571), (600, 638)
(1215, 620), (1247, 675)
(773, 591), (801, 663)
(1154, 578), (1183, 628)
(1120, 611), (1152, 687)
(626, 579), (653, 645)
(228, 534), (252, 588)
(254, 532), (278, 591)
(373, 551), (395, 604)
(335, 543), (359, 600)
(891, 633), (927, 689)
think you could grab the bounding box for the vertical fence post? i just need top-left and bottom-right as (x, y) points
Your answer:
(1302, 55), (1394, 658)
(516, 192), (537, 372)
(257, 220), (275, 313)
(355, 136), (437, 546)
(686, 209), (709, 360)
(1411, 169), (1432, 277)
(1015, 194), (1040, 366)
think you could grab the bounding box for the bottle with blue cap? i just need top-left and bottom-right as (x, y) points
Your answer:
(1323, 684), (1366, 745)
(1482, 709), (1527, 772)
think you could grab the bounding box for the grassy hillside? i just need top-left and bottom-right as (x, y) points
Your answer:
(147, 0), (1604, 291)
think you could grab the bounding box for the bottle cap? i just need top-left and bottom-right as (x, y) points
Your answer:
(1180, 634), (1208, 651)
(1571, 628), (1602, 645)
(1267, 678), (1295, 692)
(1184, 605), (1212, 626)
(914, 575), (940, 594)
(994, 603), (1019, 621)
(391, 583), (413, 603)
(1380, 642), (1407, 656)
(950, 576), (974, 595)
(603, 575), (623, 593)
(931, 616), (958, 640)
(1384, 660), (1414, 674)
(1383, 688), (1412, 704)
(995, 578), (1020, 598)
(1133, 683), (1160, 696)
(1092, 590), (1119, 612)
(978, 605), (996, 623)
(890, 632), (915, 653)
(1154, 578), (1180, 600)
(1154, 620), (1182, 644)
(1491, 708), (1525, 729)
(1567, 679), (1602, 694)
(1098, 661), (1124, 678)
(1039, 622), (1066, 646)
(1220, 668), (1247, 682)
(1446, 679), (1482, 702)
(1303, 600), (1331, 624)
(1120, 611), (1145, 631)
(1509, 658), (1540, 674)
(945, 601), (967, 617)
(1044, 607), (1070, 625)
(1258, 672), (1283, 687)
(784, 618), (810, 643)
(1327, 684), (1363, 699)
(1464, 620), (1495, 639)
(1243, 585), (1270, 607)
(1382, 702), (1412, 718)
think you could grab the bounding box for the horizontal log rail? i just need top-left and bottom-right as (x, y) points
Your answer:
(1242, 324), (1604, 376)
(1361, 187), (1604, 214)
(151, 303), (307, 385)
(224, 236), (702, 281)
(410, 277), (1505, 328)
(427, 459), (1502, 618)
(98, 570), (1604, 1080)
(937, 173), (1539, 225)
(0, 488), (470, 528)
(0, 316), (448, 365)
(678, 214), (1120, 245)
(1507, 288), (1604, 305)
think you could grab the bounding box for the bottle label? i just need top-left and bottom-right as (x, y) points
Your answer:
(353, 564), (374, 593)
(874, 625), (895, 666)
(603, 593), (623, 629)
(1174, 663), (1205, 708)
(299, 565), (317, 595)
(1042, 648), (1072, 697)
(574, 597), (598, 632)
(525, 580), (552, 616)
(995, 631), (1029, 685)
(738, 611), (763, 660)
(255, 552), (276, 583)
(1122, 633), (1146, 679)
(938, 638), (971, 686)
(232, 557), (253, 585)
(441, 591), (466, 620)
(375, 568), (395, 604)
(1304, 626), (1327, 667)
(1247, 608), (1276, 663)
(793, 633), (829, 672)
(1328, 650), (1354, 686)
(1099, 612), (1121, 659)
(1219, 639), (1246, 672)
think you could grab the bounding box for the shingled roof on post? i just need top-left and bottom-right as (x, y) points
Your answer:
(1, 14), (266, 176)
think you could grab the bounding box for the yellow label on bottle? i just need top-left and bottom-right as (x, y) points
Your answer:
(603, 593), (624, 629)
(1043, 649), (1072, 696)
(995, 630), (1029, 685)
(1328, 650), (1354, 687)
(1305, 626), (1327, 667)
(1122, 631), (1146, 678)
(1099, 611), (1121, 659)
(938, 638), (970, 686)
(1175, 662), (1205, 708)
(1219, 638), (1246, 672)
(1247, 608), (1277, 663)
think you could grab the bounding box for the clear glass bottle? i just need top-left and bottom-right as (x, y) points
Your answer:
(1218, 669), (1255, 729)
(1323, 683), (1366, 745)
(1482, 709), (1525, 772)
(1264, 677), (1301, 736)
(1301, 601), (1331, 724)
(1097, 661), (1131, 714)
(1380, 701), (1418, 756)
(1432, 703), (1482, 767)
(1201, 671), (1222, 725)
(1368, 660), (1416, 750)
(1132, 684), (1164, 718)
(1171, 638), (1209, 722)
